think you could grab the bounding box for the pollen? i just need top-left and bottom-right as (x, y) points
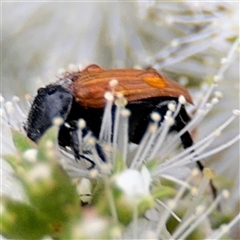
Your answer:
(203, 168), (216, 180)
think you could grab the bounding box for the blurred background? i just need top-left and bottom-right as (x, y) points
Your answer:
(2, 0), (239, 229)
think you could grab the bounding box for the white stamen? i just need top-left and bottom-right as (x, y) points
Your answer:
(177, 193), (224, 240)
(157, 200), (182, 222)
(165, 117), (174, 127)
(193, 135), (240, 160)
(165, 110), (172, 117)
(208, 214), (240, 239)
(117, 109), (130, 163)
(130, 122), (158, 169)
(112, 104), (122, 164)
(148, 117), (174, 160)
(100, 92), (114, 143)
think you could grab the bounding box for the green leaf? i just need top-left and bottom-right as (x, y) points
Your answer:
(24, 162), (80, 223)
(37, 126), (59, 162)
(1, 198), (50, 239)
(11, 130), (36, 153)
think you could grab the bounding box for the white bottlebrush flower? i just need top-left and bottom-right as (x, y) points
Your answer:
(1, 54), (239, 239)
(2, 2), (239, 239)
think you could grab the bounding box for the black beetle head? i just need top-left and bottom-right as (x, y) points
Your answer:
(25, 84), (73, 143)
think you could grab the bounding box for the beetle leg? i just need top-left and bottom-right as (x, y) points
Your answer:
(177, 109), (218, 200)
(59, 121), (107, 169)
(70, 126), (96, 168)
(58, 123), (95, 168)
(196, 161), (218, 200)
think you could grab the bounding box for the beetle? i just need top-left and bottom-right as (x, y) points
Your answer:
(24, 64), (216, 197)
(25, 64), (194, 155)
